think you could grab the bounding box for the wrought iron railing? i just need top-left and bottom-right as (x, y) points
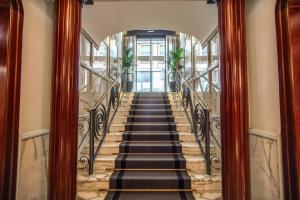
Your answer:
(78, 66), (127, 174)
(172, 70), (221, 175)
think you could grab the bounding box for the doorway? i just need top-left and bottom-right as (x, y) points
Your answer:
(135, 37), (166, 92)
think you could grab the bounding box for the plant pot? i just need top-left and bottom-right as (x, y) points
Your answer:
(126, 82), (133, 92)
(169, 82), (176, 92)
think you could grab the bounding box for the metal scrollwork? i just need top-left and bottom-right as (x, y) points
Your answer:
(78, 156), (90, 170)
(210, 155), (222, 170)
(182, 84), (190, 109)
(111, 85), (119, 109)
(194, 104), (206, 140)
(210, 117), (221, 130)
(94, 104), (107, 140)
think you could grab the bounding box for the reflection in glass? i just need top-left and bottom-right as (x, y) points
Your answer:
(80, 34), (91, 66)
(211, 33), (220, 66)
(136, 38), (166, 92)
(195, 43), (208, 76)
(93, 42), (108, 75)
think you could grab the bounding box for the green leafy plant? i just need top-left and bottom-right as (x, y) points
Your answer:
(168, 48), (184, 81)
(120, 48), (135, 73)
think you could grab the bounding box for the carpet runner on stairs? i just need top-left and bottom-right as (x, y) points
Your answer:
(105, 93), (195, 200)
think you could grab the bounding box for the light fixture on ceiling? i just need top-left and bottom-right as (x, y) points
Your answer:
(148, 30), (155, 33)
(207, 0), (218, 4)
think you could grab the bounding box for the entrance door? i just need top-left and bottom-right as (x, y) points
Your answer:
(136, 37), (166, 92)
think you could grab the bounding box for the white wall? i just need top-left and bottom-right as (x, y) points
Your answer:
(20, 0), (54, 133)
(246, 0), (281, 134)
(18, 0), (54, 199)
(82, 1), (218, 44)
(246, 0), (283, 199)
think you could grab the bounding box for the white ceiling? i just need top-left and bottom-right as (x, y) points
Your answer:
(82, 1), (218, 44)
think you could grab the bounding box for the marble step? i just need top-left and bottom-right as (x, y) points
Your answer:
(104, 132), (196, 143)
(109, 123), (191, 133)
(77, 191), (222, 200)
(87, 154), (213, 175)
(77, 171), (221, 193)
(111, 116), (190, 125)
(96, 142), (212, 155)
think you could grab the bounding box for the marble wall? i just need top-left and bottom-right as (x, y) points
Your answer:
(250, 132), (281, 200)
(18, 134), (49, 200)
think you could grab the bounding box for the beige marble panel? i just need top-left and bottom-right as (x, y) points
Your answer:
(250, 134), (280, 200)
(18, 134), (49, 200)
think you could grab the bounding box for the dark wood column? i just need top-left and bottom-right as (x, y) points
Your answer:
(218, 0), (250, 200)
(275, 0), (300, 199)
(0, 0), (23, 199)
(48, 0), (82, 199)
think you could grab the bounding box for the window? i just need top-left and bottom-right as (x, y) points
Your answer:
(141, 45), (150, 56)
(93, 42), (108, 74)
(80, 34), (91, 66)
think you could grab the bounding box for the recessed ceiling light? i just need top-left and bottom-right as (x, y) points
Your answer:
(148, 30), (155, 33)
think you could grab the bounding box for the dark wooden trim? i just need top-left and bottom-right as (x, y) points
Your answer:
(275, 0), (300, 199)
(48, 0), (81, 199)
(0, 0), (24, 199)
(218, 0), (251, 199)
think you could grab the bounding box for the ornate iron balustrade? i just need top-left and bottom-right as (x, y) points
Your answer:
(172, 71), (221, 175)
(78, 69), (127, 175)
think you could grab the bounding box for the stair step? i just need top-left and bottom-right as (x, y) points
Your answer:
(127, 115), (174, 123)
(97, 142), (204, 155)
(129, 109), (173, 115)
(119, 142), (182, 153)
(109, 170), (191, 189)
(123, 132), (179, 141)
(133, 96), (169, 100)
(104, 191), (195, 200)
(125, 123), (176, 131)
(115, 154), (186, 169)
(131, 104), (172, 109)
(106, 132), (196, 142)
(132, 99), (170, 104)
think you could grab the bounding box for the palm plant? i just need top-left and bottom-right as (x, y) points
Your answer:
(168, 48), (184, 91)
(121, 48), (135, 73)
(118, 48), (135, 91)
(168, 48), (184, 80)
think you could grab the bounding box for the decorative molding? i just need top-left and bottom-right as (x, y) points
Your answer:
(20, 129), (49, 140)
(249, 128), (279, 141)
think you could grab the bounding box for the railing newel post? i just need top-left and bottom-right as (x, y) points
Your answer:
(89, 108), (96, 175)
(205, 108), (211, 175)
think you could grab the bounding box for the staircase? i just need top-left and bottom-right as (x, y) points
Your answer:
(105, 92), (194, 199)
(77, 92), (221, 200)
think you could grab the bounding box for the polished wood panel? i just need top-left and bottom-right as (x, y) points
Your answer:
(48, 0), (82, 199)
(218, 0), (251, 199)
(0, 0), (24, 199)
(275, 0), (300, 199)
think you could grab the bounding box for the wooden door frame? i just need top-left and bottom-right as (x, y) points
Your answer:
(275, 0), (300, 199)
(0, 0), (24, 199)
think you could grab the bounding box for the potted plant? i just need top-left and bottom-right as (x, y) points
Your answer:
(168, 48), (184, 92)
(118, 48), (135, 92)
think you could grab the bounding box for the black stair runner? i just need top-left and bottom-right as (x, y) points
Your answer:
(105, 93), (195, 200)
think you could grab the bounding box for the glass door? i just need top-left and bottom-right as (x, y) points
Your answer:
(136, 38), (151, 92)
(136, 37), (166, 92)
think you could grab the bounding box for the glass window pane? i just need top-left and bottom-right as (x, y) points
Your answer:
(184, 36), (192, 79)
(80, 34), (91, 66)
(93, 42), (107, 75)
(210, 33), (220, 66)
(195, 43), (208, 76)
